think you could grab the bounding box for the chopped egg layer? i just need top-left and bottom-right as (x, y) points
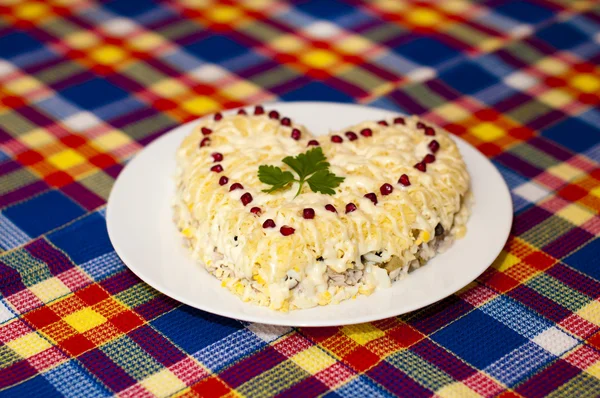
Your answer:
(173, 112), (471, 311)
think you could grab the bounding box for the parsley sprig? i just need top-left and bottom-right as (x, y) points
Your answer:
(258, 147), (345, 197)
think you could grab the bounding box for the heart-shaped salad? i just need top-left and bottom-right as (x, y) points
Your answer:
(173, 106), (472, 311)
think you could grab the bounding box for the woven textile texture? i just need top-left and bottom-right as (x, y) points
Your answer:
(1, 0), (600, 397)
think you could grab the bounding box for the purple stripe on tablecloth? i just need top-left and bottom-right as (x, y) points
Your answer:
(143, 57), (183, 78)
(20, 55), (67, 75)
(237, 60), (282, 80)
(547, 263), (600, 299)
(508, 285), (571, 323)
(383, 33), (420, 50)
(26, 239), (74, 276)
(51, 70), (96, 92)
(527, 109), (567, 131)
(353, 18), (389, 35)
(138, 124), (179, 147)
(229, 30), (264, 49)
(388, 90), (429, 115)
(543, 227), (594, 259)
(79, 349), (136, 392)
(0, 360), (37, 390)
(0, 161), (22, 177)
(104, 163), (124, 179)
(219, 346), (287, 388)
(100, 270), (140, 295)
(524, 36), (556, 57)
(412, 338), (476, 380)
(495, 92), (533, 113)
(0, 181), (49, 209)
(174, 30), (214, 47)
(61, 182), (105, 211)
(0, 128), (14, 144)
(106, 73), (146, 96)
(129, 325), (187, 367)
(276, 376), (329, 398)
(135, 295), (179, 321)
(16, 105), (56, 128)
(495, 48), (530, 69)
(367, 361), (432, 397)
(495, 152), (543, 179)
(145, 13), (187, 31)
(516, 359), (581, 398)
(513, 206), (553, 236)
(269, 75), (312, 96)
(410, 296), (474, 334)
(110, 107), (162, 129)
(0, 261), (27, 296)
(359, 62), (401, 82)
(326, 76), (369, 98)
(426, 79), (461, 101)
(527, 137), (574, 161)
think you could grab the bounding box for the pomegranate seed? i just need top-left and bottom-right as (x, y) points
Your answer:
(229, 183), (243, 191)
(424, 126), (435, 136)
(291, 128), (301, 140)
(380, 183), (393, 196)
(211, 164), (223, 173)
(219, 176), (229, 186)
(424, 154), (435, 164)
(214, 112), (222, 121)
(307, 140), (320, 146)
(429, 140), (440, 153)
(201, 127), (212, 135)
(211, 152), (223, 162)
(200, 137), (210, 147)
(255, 105), (264, 115)
(364, 193), (378, 205)
(345, 131), (358, 141)
(302, 208), (315, 219)
(377, 120), (388, 126)
(241, 192), (253, 206)
(281, 117), (291, 126)
(331, 135), (343, 143)
(416, 122), (426, 129)
(237, 109), (247, 115)
(345, 203), (357, 213)
(360, 128), (372, 137)
(325, 204), (337, 213)
(263, 219), (275, 228)
(398, 174), (410, 186)
(394, 117), (405, 125)
(268, 110), (279, 119)
(414, 162), (426, 172)
(250, 207), (261, 216)
(280, 225), (295, 236)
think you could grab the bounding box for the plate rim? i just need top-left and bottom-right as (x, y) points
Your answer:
(107, 101), (513, 326)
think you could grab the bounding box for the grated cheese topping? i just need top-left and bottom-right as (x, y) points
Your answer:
(173, 112), (471, 310)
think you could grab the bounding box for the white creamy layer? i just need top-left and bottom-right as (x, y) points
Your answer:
(174, 112), (471, 310)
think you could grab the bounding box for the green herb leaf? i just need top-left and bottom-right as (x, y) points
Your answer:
(258, 147), (344, 197)
(306, 170), (345, 195)
(282, 147), (329, 179)
(258, 165), (295, 193)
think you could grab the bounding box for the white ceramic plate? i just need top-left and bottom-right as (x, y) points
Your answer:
(107, 102), (512, 327)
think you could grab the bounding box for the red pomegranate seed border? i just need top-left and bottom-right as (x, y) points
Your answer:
(198, 107), (443, 236)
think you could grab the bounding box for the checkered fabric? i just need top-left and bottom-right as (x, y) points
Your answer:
(0, 0), (599, 397)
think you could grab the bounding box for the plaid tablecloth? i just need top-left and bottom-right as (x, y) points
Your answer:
(1, 0), (599, 397)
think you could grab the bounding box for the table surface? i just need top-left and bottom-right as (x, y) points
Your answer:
(1, 1), (599, 397)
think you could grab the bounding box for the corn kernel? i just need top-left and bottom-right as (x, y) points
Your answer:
(253, 274), (266, 285)
(182, 228), (192, 237)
